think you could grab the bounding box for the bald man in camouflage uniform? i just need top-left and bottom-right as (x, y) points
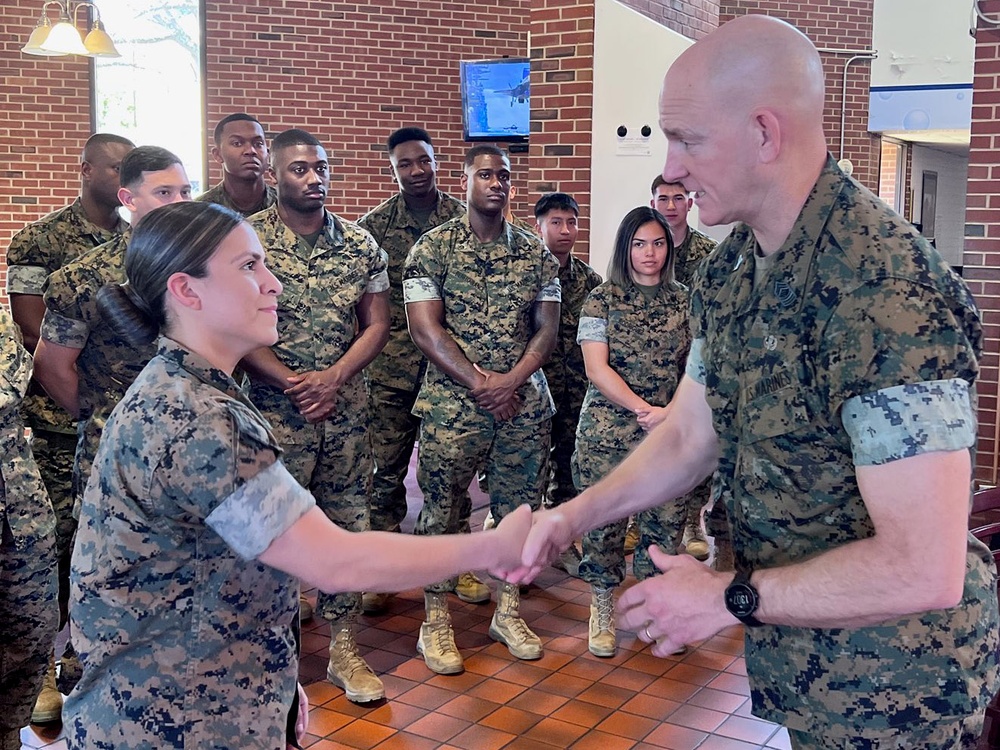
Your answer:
(404, 145), (560, 675)
(0, 306), (57, 750)
(357, 128), (470, 612)
(243, 129), (390, 704)
(522, 16), (999, 746)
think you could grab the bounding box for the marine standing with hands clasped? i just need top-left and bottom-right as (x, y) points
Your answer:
(357, 128), (472, 614)
(242, 128), (391, 704)
(573, 207), (692, 658)
(403, 145), (561, 675)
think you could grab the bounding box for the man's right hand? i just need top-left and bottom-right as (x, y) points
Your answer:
(502, 507), (576, 585)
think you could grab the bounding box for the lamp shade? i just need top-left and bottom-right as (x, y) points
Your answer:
(41, 20), (88, 56)
(22, 19), (64, 56)
(84, 24), (120, 57)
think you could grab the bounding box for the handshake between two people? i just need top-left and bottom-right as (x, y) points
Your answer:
(486, 504), (739, 661)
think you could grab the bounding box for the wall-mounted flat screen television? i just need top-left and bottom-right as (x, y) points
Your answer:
(459, 58), (530, 142)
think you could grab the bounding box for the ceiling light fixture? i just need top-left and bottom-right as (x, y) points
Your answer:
(22, 0), (120, 58)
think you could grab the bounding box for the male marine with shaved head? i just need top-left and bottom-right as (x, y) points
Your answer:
(515, 15), (998, 747)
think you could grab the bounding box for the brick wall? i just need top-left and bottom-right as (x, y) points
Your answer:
(0, 0), (93, 303)
(965, 0), (1000, 485)
(720, 0), (880, 191)
(619, 0), (719, 40)
(203, 0), (529, 224)
(529, 0), (595, 262)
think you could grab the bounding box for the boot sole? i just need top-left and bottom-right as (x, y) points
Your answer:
(588, 642), (617, 658)
(455, 590), (490, 604)
(30, 706), (62, 725)
(326, 666), (385, 703)
(416, 641), (465, 674)
(489, 624), (542, 660)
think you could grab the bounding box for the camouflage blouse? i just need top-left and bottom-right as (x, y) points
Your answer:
(65, 337), (315, 749)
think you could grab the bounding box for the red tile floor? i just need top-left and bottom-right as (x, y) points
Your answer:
(295, 461), (790, 750)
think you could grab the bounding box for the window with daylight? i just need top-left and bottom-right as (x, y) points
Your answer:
(92, 0), (205, 192)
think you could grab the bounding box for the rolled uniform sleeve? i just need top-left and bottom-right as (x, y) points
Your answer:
(402, 236), (444, 303)
(823, 278), (980, 466)
(40, 267), (90, 349)
(841, 378), (976, 466)
(157, 402), (316, 561)
(365, 244), (391, 295)
(577, 286), (609, 344)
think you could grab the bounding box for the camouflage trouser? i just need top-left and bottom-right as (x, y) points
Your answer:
(280, 416), (373, 622)
(30, 428), (77, 628)
(683, 474), (713, 530)
(787, 712), (984, 749)
(545, 395), (581, 508)
(706, 473), (732, 543)
(0, 516), (58, 734)
(415, 412), (550, 593)
(368, 382), (420, 533)
(574, 427), (685, 588)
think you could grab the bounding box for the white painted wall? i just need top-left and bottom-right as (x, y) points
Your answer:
(589, 0), (705, 277)
(910, 144), (969, 268)
(871, 0), (974, 87)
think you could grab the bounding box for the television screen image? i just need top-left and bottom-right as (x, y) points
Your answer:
(460, 58), (530, 142)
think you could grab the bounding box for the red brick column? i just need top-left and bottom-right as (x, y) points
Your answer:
(528, 0), (596, 262)
(965, 0), (1000, 485)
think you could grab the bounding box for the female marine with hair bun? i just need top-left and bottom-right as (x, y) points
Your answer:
(64, 201), (532, 750)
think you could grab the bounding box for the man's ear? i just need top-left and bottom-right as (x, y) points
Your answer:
(210, 145), (224, 166)
(118, 187), (135, 213)
(165, 272), (203, 311)
(460, 172), (469, 192)
(753, 108), (781, 164)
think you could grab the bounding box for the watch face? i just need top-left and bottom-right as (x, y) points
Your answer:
(726, 583), (758, 617)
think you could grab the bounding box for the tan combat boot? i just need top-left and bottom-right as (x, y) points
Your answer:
(327, 619), (385, 703)
(682, 523), (711, 561)
(453, 572), (490, 603)
(30, 651), (62, 724)
(588, 586), (617, 657)
(490, 582), (542, 660)
(418, 591), (464, 674)
(361, 591), (392, 614)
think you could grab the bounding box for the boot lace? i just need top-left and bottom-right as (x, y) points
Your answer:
(595, 588), (614, 631)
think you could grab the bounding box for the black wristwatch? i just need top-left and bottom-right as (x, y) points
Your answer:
(725, 569), (763, 627)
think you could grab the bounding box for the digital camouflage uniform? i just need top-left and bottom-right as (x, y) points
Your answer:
(65, 338), (314, 750)
(574, 279), (693, 586)
(7, 198), (127, 620)
(403, 216), (560, 592)
(672, 227), (721, 540)
(40, 230), (156, 509)
(248, 205), (388, 622)
(0, 306), (57, 742)
(688, 156), (999, 741)
(196, 180), (277, 218)
(358, 190), (466, 533)
(543, 256), (601, 507)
